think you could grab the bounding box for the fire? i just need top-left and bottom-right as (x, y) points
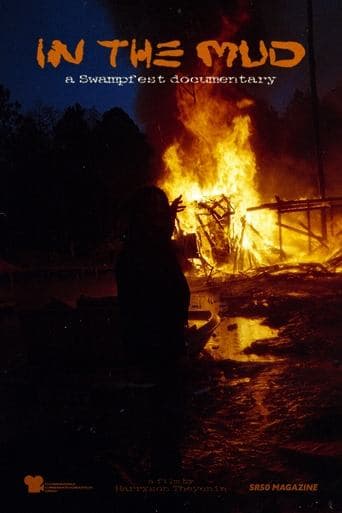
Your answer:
(160, 84), (278, 273)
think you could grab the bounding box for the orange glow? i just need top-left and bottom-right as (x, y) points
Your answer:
(160, 84), (278, 272)
(159, 68), (339, 273)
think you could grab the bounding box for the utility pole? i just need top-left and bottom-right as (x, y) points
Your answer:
(307, 0), (327, 240)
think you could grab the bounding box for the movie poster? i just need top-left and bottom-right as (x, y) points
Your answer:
(0, 0), (341, 511)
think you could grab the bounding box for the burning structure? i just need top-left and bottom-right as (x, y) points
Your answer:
(151, 2), (342, 277)
(159, 69), (342, 276)
(160, 84), (279, 274)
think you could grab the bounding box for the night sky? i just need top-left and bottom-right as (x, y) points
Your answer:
(0, 0), (138, 116)
(0, 0), (340, 121)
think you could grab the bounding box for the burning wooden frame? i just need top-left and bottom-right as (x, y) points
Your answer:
(174, 195), (342, 276)
(248, 196), (342, 258)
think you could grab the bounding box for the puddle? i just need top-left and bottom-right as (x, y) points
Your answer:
(189, 291), (281, 362)
(205, 316), (280, 362)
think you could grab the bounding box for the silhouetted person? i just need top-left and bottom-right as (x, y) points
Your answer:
(116, 186), (190, 477)
(116, 186), (189, 364)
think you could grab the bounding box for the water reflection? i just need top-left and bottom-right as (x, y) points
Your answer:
(205, 316), (280, 362)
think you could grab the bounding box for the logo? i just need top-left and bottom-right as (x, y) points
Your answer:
(23, 474), (94, 493)
(24, 475), (45, 494)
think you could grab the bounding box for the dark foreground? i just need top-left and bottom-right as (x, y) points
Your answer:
(0, 270), (341, 512)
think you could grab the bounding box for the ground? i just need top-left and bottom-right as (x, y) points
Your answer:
(0, 270), (341, 512)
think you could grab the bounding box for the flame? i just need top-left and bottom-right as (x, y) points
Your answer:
(160, 84), (278, 272)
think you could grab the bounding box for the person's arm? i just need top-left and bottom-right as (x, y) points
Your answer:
(169, 195), (186, 236)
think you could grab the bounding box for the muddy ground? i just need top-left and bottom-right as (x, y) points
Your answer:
(0, 270), (341, 512)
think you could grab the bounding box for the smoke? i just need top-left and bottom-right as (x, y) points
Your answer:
(97, 0), (261, 49)
(97, 0), (269, 175)
(97, 0), (342, 204)
(251, 85), (342, 202)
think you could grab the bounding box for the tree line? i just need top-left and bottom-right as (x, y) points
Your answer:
(0, 85), (152, 260)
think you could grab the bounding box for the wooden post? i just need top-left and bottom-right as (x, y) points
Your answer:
(307, 205), (312, 254)
(278, 210), (283, 260)
(307, 0), (327, 241)
(330, 206), (334, 237)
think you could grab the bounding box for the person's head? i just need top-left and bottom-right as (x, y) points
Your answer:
(120, 186), (173, 243)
